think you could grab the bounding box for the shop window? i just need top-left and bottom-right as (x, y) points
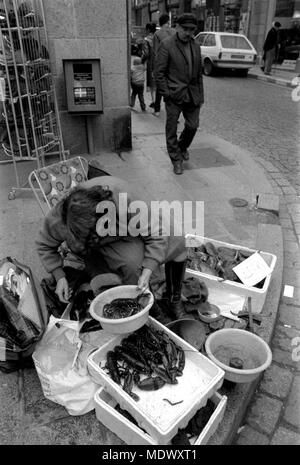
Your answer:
(275, 0), (295, 17)
(135, 9), (142, 26)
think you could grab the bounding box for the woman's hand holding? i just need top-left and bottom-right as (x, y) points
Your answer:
(137, 268), (152, 293)
(55, 277), (72, 303)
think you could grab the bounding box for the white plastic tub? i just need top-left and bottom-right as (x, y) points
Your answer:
(185, 234), (277, 305)
(89, 285), (153, 334)
(94, 387), (227, 446)
(87, 317), (224, 445)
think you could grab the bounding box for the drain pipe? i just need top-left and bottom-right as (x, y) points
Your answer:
(85, 116), (94, 154)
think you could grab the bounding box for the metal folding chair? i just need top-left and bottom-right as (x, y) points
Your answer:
(28, 156), (89, 215)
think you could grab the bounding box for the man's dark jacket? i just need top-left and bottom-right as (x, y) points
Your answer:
(263, 27), (279, 52)
(155, 33), (204, 107)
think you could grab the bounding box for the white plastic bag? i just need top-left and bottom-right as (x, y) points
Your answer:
(32, 316), (98, 416)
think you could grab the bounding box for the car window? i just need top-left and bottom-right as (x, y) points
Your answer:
(196, 34), (207, 45)
(220, 35), (252, 50)
(204, 34), (216, 46)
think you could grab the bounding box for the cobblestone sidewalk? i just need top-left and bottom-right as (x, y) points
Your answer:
(234, 159), (300, 445)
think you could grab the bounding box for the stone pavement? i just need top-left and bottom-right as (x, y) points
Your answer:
(233, 156), (300, 445)
(0, 91), (291, 445)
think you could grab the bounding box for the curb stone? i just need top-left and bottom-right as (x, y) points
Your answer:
(248, 72), (295, 89)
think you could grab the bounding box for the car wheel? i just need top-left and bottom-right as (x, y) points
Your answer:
(203, 59), (214, 76)
(237, 69), (249, 77)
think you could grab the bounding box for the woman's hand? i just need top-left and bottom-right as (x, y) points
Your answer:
(137, 268), (152, 293)
(55, 277), (72, 303)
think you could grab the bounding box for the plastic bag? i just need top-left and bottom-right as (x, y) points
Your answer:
(32, 316), (98, 416)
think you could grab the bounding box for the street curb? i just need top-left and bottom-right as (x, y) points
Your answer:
(248, 72), (295, 89)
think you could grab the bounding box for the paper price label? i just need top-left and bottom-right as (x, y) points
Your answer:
(233, 252), (271, 287)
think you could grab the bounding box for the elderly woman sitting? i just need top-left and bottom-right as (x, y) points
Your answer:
(36, 176), (188, 320)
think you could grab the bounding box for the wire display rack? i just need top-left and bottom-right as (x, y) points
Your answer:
(0, 0), (66, 199)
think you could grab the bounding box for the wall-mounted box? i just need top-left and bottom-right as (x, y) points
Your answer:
(63, 59), (103, 114)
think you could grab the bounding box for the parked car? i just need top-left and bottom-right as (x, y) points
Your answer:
(195, 31), (257, 77)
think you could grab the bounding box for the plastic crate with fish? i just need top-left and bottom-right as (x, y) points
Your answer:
(94, 387), (227, 445)
(87, 317), (224, 445)
(185, 234), (277, 310)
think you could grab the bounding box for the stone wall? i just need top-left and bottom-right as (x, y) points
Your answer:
(248, 0), (276, 54)
(43, 0), (131, 155)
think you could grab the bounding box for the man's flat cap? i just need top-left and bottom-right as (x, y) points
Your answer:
(177, 13), (197, 27)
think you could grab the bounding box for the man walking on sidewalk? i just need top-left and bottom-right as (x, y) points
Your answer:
(155, 13), (204, 175)
(152, 13), (175, 116)
(263, 21), (281, 75)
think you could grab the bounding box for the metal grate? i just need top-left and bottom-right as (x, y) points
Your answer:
(0, 0), (66, 199)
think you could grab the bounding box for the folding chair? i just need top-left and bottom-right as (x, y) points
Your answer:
(28, 156), (89, 215)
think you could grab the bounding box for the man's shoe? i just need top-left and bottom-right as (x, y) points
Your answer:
(153, 112), (160, 116)
(181, 149), (189, 161)
(173, 161), (183, 175)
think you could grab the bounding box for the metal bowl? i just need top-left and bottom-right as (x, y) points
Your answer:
(166, 318), (207, 350)
(197, 302), (221, 323)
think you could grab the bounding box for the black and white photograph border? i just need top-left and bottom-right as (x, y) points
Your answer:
(0, 0), (299, 449)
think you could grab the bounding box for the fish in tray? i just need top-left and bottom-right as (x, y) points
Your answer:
(102, 293), (151, 319)
(187, 242), (258, 283)
(103, 324), (186, 401)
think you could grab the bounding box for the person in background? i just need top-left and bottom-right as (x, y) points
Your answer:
(141, 22), (156, 108)
(263, 21), (281, 75)
(130, 56), (146, 112)
(152, 13), (175, 117)
(155, 13), (204, 175)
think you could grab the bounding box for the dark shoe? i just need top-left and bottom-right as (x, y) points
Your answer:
(165, 261), (192, 320)
(149, 102), (155, 108)
(180, 149), (189, 161)
(173, 161), (183, 175)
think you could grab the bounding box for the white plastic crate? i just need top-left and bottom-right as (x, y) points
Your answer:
(185, 234), (277, 306)
(94, 387), (227, 446)
(87, 317), (224, 445)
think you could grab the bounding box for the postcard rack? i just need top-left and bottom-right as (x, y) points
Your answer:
(0, 0), (66, 199)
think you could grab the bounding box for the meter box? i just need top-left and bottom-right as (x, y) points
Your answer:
(63, 59), (103, 114)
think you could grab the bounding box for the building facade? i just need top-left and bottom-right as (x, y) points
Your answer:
(131, 0), (300, 56)
(43, 0), (131, 156)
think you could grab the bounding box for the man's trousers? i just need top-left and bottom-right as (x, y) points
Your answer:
(165, 99), (200, 162)
(264, 48), (276, 74)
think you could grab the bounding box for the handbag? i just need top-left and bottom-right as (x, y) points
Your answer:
(0, 257), (49, 372)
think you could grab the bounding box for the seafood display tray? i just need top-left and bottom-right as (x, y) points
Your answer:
(87, 317), (225, 445)
(185, 234), (277, 306)
(94, 387), (227, 445)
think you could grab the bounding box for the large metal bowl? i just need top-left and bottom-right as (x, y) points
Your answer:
(166, 318), (207, 351)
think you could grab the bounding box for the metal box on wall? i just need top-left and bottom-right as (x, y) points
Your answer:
(63, 59), (103, 114)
